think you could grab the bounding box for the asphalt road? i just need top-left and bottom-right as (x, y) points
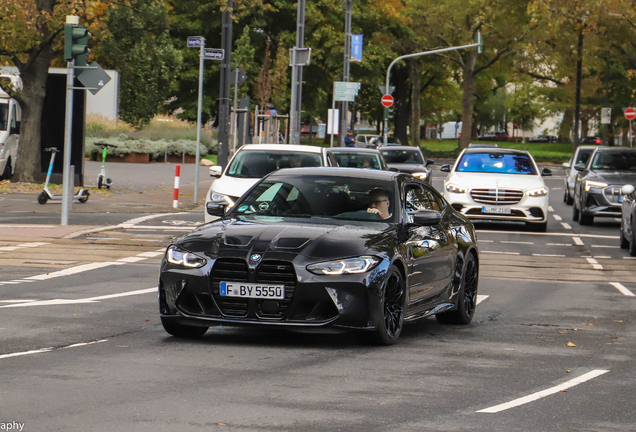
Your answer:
(1, 164), (635, 431)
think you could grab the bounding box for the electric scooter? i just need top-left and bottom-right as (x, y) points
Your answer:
(37, 147), (90, 204)
(95, 142), (115, 189)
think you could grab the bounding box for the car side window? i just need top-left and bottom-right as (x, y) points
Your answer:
(405, 185), (442, 212)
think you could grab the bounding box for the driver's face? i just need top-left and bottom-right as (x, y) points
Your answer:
(370, 196), (390, 217)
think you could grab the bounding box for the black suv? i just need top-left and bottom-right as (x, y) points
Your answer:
(572, 147), (636, 225)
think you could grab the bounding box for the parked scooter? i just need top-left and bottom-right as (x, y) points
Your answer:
(37, 147), (90, 204)
(95, 142), (115, 189)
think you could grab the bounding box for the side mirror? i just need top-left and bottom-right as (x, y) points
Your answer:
(209, 166), (222, 177)
(206, 201), (227, 216)
(409, 209), (443, 226)
(440, 164), (451, 172)
(562, 162), (571, 168)
(573, 163), (587, 172)
(541, 168), (552, 177)
(425, 159), (435, 167)
(622, 184), (635, 196)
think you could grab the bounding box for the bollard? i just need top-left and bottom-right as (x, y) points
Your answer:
(173, 165), (180, 208)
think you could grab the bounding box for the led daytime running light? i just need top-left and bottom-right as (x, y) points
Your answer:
(167, 247), (207, 268)
(526, 187), (548, 197)
(307, 256), (380, 275)
(446, 183), (466, 194)
(585, 181), (608, 191)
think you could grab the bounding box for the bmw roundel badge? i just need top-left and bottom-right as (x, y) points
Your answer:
(250, 254), (262, 262)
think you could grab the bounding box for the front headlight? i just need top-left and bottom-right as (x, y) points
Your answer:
(166, 246), (207, 268)
(306, 256), (380, 275)
(412, 172), (429, 180)
(209, 191), (235, 207)
(585, 180), (608, 191)
(445, 183), (466, 194)
(526, 187), (548, 197)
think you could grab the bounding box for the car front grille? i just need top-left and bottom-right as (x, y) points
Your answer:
(210, 258), (296, 318)
(470, 188), (524, 205)
(603, 186), (623, 206)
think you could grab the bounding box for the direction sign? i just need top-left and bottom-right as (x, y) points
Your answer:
(601, 107), (611, 124)
(204, 49), (224, 60)
(187, 37), (203, 48)
(381, 94), (394, 108)
(625, 107), (636, 121)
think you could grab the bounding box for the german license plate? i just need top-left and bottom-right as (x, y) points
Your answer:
(220, 282), (285, 299)
(482, 206), (512, 214)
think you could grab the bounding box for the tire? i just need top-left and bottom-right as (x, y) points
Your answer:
(620, 218), (629, 249)
(78, 191), (89, 204)
(1, 158), (11, 180)
(527, 221), (547, 232)
(97, 176), (103, 189)
(572, 201), (579, 222)
(106, 178), (112, 189)
(563, 189), (567, 203)
(436, 253), (478, 325)
(161, 317), (208, 338)
(565, 187), (573, 205)
(369, 265), (405, 345)
(579, 213), (593, 226)
(37, 191), (48, 204)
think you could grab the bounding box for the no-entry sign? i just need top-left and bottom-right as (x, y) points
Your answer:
(381, 94), (394, 108)
(625, 107), (636, 121)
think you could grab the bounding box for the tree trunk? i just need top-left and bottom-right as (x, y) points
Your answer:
(558, 108), (573, 143)
(459, 50), (477, 148)
(13, 48), (56, 183)
(410, 59), (421, 148)
(394, 66), (410, 145)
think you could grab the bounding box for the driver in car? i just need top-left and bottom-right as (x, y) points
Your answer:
(367, 188), (391, 219)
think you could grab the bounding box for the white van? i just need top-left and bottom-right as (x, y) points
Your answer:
(0, 77), (21, 180)
(439, 121), (462, 140)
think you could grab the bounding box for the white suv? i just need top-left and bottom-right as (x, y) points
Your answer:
(204, 144), (337, 222)
(441, 148), (552, 231)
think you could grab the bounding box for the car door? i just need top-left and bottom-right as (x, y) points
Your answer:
(403, 183), (455, 306)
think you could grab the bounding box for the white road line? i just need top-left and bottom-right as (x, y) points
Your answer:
(609, 282), (635, 297)
(477, 370), (609, 413)
(553, 214), (563, 221)
(11, 279), (35, 283)
(116, 257), (147, 263)
(548, 206), (554, 212)
(0, 281), (21, 284)
(623, 257), (636, 260)
(481, 251), (520, 255)
(561, 223), (572, 230)
(546, 243), (572, 247)
(476, 230), (619, 239)
(586, 258), (603, 270)
(501, 241), (534, 245)
(476, 295), (489, 304)
(0, 242), (50, 252)
(591, 245), (620, 249)
(0, 300), (37, 303)
(478, 240), (495, 243)
(0, 287), (156, 308)
(572, 237), (584, 246)
(533, 254), (566, 257)
(0, 339), (107, 360)
(593, 256), (611, 259)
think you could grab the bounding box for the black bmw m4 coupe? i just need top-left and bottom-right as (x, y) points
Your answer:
(159, 168), (479, 344)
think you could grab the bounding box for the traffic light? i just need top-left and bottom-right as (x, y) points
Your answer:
(513, 123), (518, 130)
(64, 24), (92, 67)
(387, 107), (394, 119)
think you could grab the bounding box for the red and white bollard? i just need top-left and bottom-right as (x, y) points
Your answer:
(173, 165), (180, 208)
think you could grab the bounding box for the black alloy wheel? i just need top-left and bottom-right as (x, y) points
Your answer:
(161, 317), (209, 338)
(437, 253), (478, 325)
(370, 265), (405, 345)
(620, 218), (629, 249)
(1, 158), (11, 180)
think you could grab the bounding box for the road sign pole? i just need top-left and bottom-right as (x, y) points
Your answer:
(61, 59), (74, 226)
(217, 0), (233, 171)
(194, 37), (205, 204)
(339, 0), (353, 146)
(232, 68), (239, 153)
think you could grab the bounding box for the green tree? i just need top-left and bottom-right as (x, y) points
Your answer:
(271, 36), (289, 112)
(102, 0), (182, 130)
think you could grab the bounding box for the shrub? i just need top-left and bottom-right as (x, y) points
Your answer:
(85, 135), (208, 160)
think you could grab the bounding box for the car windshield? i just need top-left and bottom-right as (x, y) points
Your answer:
(231, 176), (395, 222)
(456, 152), (537, 175)
(576, 149), (593, 165)
(227, 151), (322, 178)
(380, 149), (422, 164)
(590, 151), (636, 171)
(0, 103), (8, 131)
(333, 152), (383, 169)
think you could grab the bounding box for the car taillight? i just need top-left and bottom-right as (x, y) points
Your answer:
(596, 139), (601, 144)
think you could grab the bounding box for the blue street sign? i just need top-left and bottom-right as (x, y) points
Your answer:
(187, 37), (203, 48)
(351, 34), (363, 62)
(203, 49), (224, 60)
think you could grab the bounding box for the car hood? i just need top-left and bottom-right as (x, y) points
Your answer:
(208, 175), (260, 200)
(174, 218), (395, 260)
(386, 163), (428, 174)
(447, 172), (546, 191)
(589, 171), (636, 186)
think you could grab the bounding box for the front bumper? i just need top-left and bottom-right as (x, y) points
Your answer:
(443, 191), (548, 223)
(581, 187), (624, 218)
(159, 257), (388, 331)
